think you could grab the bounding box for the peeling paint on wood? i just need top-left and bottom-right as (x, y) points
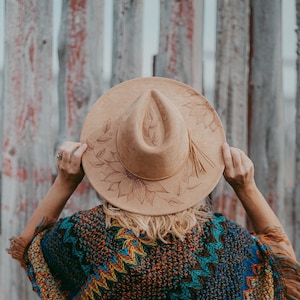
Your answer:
(248, 0), (285, 221)
(57, 0), (104, 217)
(58, 0), (103, 141)
(1, 2), (300, 297)
(213, 0), (250, 227)
(111, 0), (143, 86)
(154, 0), (203, 92)
(1, 1), (53, 299)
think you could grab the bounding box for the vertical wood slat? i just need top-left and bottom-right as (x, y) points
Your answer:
(57, 0), (104, 215)
(0, 61), (2, 236)
(294, 0), (300, 260)
(193, 0), (204, 92)
(248, 0), (285, 224)
(213, 0), (250, 227)
(154, 0), (203, 92)
(1, 1), (53, 299)
(111, 0), (143, 86)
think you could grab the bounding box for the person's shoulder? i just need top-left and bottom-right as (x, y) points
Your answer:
(207, 212), (254, 241)
(56, 205), (106, 232)
(203, 212), (261, 258)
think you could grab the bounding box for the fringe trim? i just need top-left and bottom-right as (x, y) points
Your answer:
(256, 228), (300, 299)
(7, 236), (29, 268)
(7, 217), (56, 268)
(256, 226), (290, 244)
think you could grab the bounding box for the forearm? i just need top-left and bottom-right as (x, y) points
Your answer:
(21, 177), (75, 241)
(234, 183), (296, 260)
(234, 183), (281, 233)
(222, 143), (296, 260)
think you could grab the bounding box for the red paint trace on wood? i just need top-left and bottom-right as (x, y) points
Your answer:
(66, 0), (87, 131)
(2, 204), (10, 212)
(267, 190), (276, 211)
(167, 0), (194, 78)
(33, 168), (53, 185)
(75, 179), (90, 196)
(17, 167), (29, 181)
(3, 158), (13, 177)
(15, 199), (30, 216)
(15, 199), (39, 217)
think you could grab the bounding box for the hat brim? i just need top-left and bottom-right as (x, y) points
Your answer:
(81, 77), (225, 216)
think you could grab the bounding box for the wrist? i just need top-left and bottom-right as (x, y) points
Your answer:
(232, 179), (257, 193)
(53, 176), (79, 197)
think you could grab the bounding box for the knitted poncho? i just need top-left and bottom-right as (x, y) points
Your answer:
(9, 205), (300, 299)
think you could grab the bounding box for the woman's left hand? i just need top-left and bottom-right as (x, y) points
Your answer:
(56, 142), (88, 191)
(18, 142), (88, 241)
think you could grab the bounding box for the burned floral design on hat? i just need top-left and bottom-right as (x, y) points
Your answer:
(183, 101), (222, 132)
(85, 115), (216, 209)
(81, 77), (226, 215)
(85, 118), (204, 207)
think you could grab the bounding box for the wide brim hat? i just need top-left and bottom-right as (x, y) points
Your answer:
(80, 77), (225, 216)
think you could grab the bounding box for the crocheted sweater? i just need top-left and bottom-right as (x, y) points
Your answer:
(9, 205), (300, 299)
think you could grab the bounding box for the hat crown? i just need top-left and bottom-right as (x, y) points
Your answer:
(81, 77), (226, 215)
(116, 89), (189, 180)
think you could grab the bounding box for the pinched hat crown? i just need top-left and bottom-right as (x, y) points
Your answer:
(117, 89), (189, 181)
(81, 77), (225, 216)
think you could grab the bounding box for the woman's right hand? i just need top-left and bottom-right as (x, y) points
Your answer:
(221, 143), (297, 260)
(55, 142), (88, 192)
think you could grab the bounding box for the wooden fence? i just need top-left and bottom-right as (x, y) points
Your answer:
(0, 0), (299, 299)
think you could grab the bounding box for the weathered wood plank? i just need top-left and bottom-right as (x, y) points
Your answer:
(0, 72), (2, 235)
(294, 0), (300, 260)
(57, 0), (104, 215)
(154, 0), (203, 92)
(58, 0), (104, 141)
(248, 0), (285, 224)
(1, 1), (53, 299)
(111, 0), (143, 86)
(213, 0), (250, 227)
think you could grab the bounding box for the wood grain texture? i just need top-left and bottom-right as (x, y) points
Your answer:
(1, 1), (53, 298)
(57, 0), (104, 216)
(213, 0), (250, 227)
(1, 2), (300, 298)
(248, 0), (285, 221)
(111, 0), (143, 86)
(294, 0), (300, 260)
(58, 0), (103, 141)
(154, 0), (203, 92)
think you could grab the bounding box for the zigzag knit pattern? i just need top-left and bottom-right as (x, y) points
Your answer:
(74, 226), (157, 299)
(169, 214), (226, 299)
(20, 206), (296, 299)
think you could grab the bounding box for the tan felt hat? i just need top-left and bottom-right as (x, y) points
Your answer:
(80, 77), (226, 216)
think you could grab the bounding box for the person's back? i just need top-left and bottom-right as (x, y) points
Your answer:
(35, 204), (295, 299)
(8, 78), (300, 299)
